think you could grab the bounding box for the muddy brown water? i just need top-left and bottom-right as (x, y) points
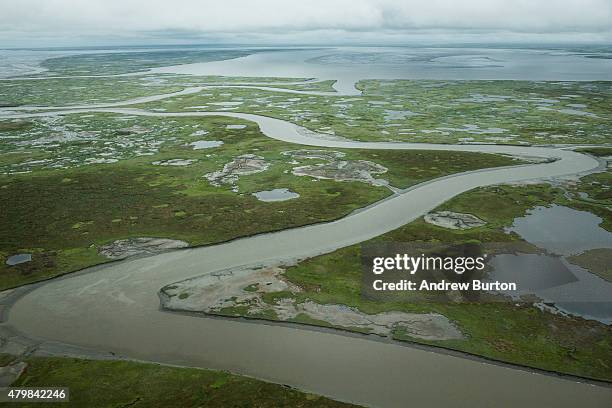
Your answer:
(2, 94), (610, 407)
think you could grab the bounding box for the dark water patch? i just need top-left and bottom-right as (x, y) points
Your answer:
(487, 254), (612, 324)
(6, 253), (32, 266)
(507, 205), (612, 256)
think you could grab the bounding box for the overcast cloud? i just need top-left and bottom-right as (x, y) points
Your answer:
(1, 0), (611, 47)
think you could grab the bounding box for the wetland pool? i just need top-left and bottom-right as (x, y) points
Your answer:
(252, 188), (300, 202)
(488, 205), (612, 323)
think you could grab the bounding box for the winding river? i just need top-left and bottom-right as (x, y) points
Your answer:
(1, 77), (611, 407)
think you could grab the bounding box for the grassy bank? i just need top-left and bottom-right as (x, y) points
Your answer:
(6, 356), (356, 407)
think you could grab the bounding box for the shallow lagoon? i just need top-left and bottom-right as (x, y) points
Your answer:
(507, 205), (612, 256)
(151, 47), (612, 94)
(489, 205), (612, 323)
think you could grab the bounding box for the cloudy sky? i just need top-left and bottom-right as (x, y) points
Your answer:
(1, 0), (611, 47)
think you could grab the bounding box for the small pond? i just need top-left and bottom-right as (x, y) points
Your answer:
(6, 253), (32, 266)
(252, 188), (300, 202)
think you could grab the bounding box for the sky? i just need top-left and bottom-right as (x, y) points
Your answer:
(1, 0), (611, 47)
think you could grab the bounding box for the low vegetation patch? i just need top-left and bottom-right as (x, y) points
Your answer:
(9, 357), (356, 407)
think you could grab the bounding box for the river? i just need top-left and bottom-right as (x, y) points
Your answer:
(1, 50), (611, 406)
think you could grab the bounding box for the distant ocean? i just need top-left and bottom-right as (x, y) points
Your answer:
(2, 44), (612, 80)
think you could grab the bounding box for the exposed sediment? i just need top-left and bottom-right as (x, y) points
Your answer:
(424, 211), (487, 230)
(160, 265), (464, 340)
(283, 149), (389, 187)
(98, 237), (189, 260)
(204, 154), (270, 188)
